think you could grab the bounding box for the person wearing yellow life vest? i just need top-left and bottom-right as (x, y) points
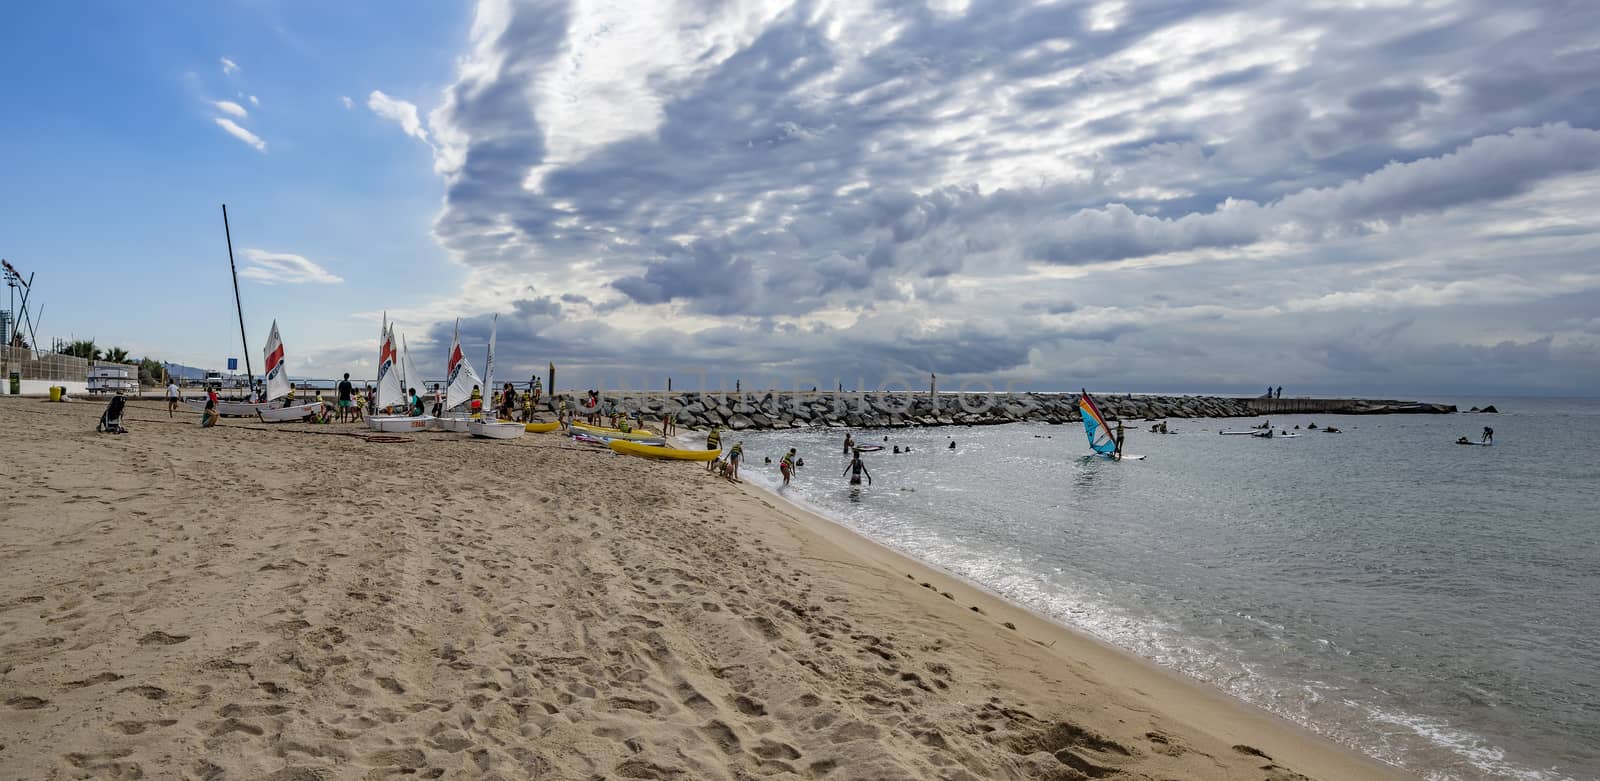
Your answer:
(726, 442), (744, 482)
(282, 384), (296, 408)
(780, 448), (797, 487)
(470, 385), (483, 415)
(705, 426), (721, 450)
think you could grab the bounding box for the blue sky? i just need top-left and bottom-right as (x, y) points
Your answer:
(5, 0), (1599, 396)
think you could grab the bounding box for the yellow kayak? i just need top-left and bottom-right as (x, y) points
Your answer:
(572, 422), (661, 441)
(609, 440), (721, 461)
(524, 421), (561, 433)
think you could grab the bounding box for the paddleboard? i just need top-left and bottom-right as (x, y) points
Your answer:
(610, 440), (721, 461)
(855, 445), (885, 452)
(1219, 430), (1258, 435)
(1456, 440), (1493, 446)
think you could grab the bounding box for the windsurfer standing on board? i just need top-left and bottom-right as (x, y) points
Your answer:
(1113, 419), (1126, 461)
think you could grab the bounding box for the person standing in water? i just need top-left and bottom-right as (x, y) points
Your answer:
(1482, 426), (1494, 444)
(843, 433), (855, 455)
(727, 441), (744, 482)
(844, 450), (872, 487)
(780, 448), (797, 486)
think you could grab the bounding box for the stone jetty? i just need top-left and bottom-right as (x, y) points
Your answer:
(547, 391), (1456, 431)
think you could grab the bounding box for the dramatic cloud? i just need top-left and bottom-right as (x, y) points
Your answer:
(220, 57), (238, 76)
(367, 90), (429, 144)
(368, 0), (1600, 395)
(239, 249), (343, 284)
(212, 100), (248, 118)
(213, 117), (266, 152)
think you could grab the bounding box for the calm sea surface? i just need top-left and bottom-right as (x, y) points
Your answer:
(731, 397), (1599, 781)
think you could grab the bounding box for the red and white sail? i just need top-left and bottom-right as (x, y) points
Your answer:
(444, 318), (481, 411)
(263, 319), (291, 401)
(376, 320), (403, 410)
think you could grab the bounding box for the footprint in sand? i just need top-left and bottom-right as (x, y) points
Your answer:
(7, 695), (49, 710)
(138, 630), (191, 646)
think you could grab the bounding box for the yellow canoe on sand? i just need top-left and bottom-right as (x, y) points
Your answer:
(524, 421), (561, 433)
(572, 422), (661, 441)
(609, 440), (721, 461)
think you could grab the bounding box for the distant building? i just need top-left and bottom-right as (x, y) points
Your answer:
(88, 361), (140, 395)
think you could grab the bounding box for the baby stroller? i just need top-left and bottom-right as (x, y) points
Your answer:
(97, 394), (128, 434)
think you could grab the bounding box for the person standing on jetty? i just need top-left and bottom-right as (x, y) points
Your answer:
(844, 449), (872, 487)
(336, 373), (354, 422)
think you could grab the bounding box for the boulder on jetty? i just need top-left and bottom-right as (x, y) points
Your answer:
(534, 390), (1456, 431)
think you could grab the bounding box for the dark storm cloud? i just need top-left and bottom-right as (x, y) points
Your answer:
(383, 0), (1600, 394)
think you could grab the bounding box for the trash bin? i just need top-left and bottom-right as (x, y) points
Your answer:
(49, 385), (64, 402)
(7, 372), (17, 395)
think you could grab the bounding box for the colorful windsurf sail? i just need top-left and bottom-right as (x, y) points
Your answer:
(1078, 390), (1119, 456)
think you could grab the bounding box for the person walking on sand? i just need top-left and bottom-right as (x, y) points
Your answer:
(706, 425), (722, 451)
(336, 373), (355, 422)
(780, 448), (797, 487)
(166, 378), (182, 418)
(844, 450), (872, 487)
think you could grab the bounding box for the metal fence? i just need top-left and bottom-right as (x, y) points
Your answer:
(0, 345), (89, 382)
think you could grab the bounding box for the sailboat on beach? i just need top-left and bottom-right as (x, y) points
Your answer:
(463, 314), (523, 439)
(433, 318), (483, 433)
(256, 320), (324, 422)
(1078, 390), (1144, 461)
(367, 315), (433, 432)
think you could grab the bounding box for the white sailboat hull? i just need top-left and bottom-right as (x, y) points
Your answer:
(466, 420), (524, 439)
(434, 414), (481, 432)
(256, 402), (325, 422)
(368, 415), (434, 433)
(183, 399), (276, 417)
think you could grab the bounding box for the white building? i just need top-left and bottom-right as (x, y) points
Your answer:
(87, 361), (139, 395)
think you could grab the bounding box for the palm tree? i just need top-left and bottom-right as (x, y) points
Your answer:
(63, 340), (100, 360)
(104, 346), (130, 364)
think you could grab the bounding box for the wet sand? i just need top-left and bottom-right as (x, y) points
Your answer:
(0, 397), (1408, 779)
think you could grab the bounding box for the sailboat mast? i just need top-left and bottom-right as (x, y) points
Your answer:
(221, 204), (255, 388)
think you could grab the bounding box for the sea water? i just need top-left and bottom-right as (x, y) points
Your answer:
(731, 397), (1599, 780)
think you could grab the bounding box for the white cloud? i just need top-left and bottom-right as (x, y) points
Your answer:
(248, 95), (260, 107)
(220, 57), (239, 76)
(367, 90), (430, 143)
(213, 100), (248, 118)
(213, 118), (266, 152)
(341, 95), (355, 110)
(239, 249), (343, 284)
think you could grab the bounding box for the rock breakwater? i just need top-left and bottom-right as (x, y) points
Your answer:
(545, 392), (1455, 431)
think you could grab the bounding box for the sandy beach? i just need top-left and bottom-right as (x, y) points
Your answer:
(0, 397), (1408, 780)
